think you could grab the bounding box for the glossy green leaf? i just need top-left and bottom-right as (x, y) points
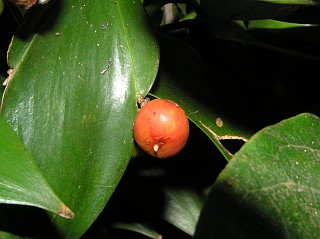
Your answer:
(1, 0), (159, 238)
(150, 34), (251, 161)
(200, 0), (317, 20)
(0, 117), (74, 218)
(194, 113), (320, 238)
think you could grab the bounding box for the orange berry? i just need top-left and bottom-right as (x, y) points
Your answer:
(133, 99), (189, 158)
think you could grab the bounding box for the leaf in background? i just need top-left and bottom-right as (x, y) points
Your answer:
(1, 0), (159, 238)
(0, 117), (74, 218)
(247, 19), (320, 46)
(248, 19), (315, 29)
(281, 6), (320, 24)
(200, 0), (317, 20)
(194, 113), (320, 239)
(110, 188), (204, 237)
(0, 229), (22, 239)
(150, 33), (251, 161)
(208, 18), (320, 61)
(162, 187), (203, 236)
(112, 222), (161, 239)
(0, 0), (3, 16)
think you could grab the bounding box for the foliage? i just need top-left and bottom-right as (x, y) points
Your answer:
(0, 0), (319, 238)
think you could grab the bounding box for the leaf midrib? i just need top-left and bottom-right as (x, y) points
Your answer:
(116, 1), (139, 97)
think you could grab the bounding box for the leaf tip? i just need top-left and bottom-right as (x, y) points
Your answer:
(59, 204), (75, 219)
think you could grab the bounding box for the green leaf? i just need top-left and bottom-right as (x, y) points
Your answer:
(247, 19), (320, 46)
(162, 187), (203, 236)
(150, 33), (251, 161)
(0, 230), (22, 239)
(200, 0), (317, 20)
(1, 0), (159, 238)
(112, 222), (161, 239)
(194, 113), (320, 239)
(247, 19), (316, 29)
(0, 117), (74, 218)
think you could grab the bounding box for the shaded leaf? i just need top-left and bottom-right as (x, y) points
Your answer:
(1, 0), (159, 238)
(0, 0), (3, 16)
(109, 188), (204, 237)
(200, 0), (318, 20)
(248, 19), (316, 29)
(194, 113), (320, 239)
(281, 5), (320, 24)
(208, 18), (320, 61)
(112, 222), (161, 239)
(162, 187), (203, 236)
(247, 20), (320, 46)
(0, 117), (74, 219)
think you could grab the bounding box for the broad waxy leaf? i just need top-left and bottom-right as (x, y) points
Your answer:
(194, 113), (320, 238)
(201, 0), (318, 20)
(1, 0), (159, 238)
(0, 117), (74, 219)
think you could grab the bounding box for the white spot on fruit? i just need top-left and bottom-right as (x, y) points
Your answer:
(153, 144), (159, 153)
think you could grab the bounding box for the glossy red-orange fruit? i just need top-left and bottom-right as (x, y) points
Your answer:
(133, 99), (189, 158)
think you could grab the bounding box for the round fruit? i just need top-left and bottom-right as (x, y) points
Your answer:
(133, 99), (189, 158)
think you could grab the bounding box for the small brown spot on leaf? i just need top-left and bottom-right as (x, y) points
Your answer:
(216, 117), (224, 128)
